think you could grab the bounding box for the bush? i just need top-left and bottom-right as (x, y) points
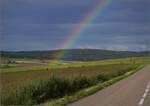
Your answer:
(1, 66), (137, 105)
(97, 73), (112, 82)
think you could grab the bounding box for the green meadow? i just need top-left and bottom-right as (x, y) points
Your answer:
(1, 57), (150, 105)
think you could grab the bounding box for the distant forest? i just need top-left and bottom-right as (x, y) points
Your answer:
(1, 49), (150, 61)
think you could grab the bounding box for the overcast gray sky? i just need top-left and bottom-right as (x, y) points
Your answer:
(1, 0), (150, 51)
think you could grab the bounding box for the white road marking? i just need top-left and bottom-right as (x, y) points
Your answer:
(142, 93), (147, 98)
(145, 88), (149, 93)
(147, 85), (150, 89)
(138, 82), (150, 105)
(139, 98), (145, 105)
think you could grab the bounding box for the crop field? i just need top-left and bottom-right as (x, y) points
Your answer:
(1, 57), (150, 105)
(2, 64), (131, 94)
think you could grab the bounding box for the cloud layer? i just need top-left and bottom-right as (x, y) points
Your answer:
(1, 0), (150, 51)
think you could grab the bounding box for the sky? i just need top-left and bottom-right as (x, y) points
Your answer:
(1, 0), (150, 51)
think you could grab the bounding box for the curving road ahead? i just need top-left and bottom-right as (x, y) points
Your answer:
(68, 64), (150, 106)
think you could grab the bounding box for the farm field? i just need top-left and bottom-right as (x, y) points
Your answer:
(1, 57), (150, 105)
(2, 64), (131, 94)
(1, 57), (148, 74)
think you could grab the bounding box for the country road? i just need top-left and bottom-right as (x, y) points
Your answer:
(68, 64), (150, 106)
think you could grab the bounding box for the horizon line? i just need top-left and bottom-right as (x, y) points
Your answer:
(1, 48), (150, 52)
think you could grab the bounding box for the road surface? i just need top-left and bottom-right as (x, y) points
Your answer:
(68, 64), (150, 106)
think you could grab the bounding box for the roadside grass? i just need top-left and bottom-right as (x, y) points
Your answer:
(1, 63), (146, 105)
(45, 63), (147, 106)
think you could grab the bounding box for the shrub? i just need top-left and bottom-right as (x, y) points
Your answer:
(1, 66), (137, 105)
(97, 73), (112, 82)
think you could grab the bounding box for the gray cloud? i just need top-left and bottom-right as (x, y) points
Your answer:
(1, 0), (150, 51)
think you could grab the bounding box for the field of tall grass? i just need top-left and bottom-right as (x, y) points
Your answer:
(1, 65), (138, 105)
(1, 57), (150, 105)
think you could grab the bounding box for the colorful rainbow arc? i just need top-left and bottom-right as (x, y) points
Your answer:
(54, 0), (112, 63)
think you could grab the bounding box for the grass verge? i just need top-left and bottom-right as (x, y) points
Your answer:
(1, 63), (147, 105)
(42, 63), (147, 106)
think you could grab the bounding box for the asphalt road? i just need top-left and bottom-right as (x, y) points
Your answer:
(68, 64), (150, 106)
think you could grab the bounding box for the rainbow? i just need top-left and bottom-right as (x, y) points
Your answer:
(54, 0), (112, 63)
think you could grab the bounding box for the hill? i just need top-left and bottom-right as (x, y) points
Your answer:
(1, 49), (149, 61)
